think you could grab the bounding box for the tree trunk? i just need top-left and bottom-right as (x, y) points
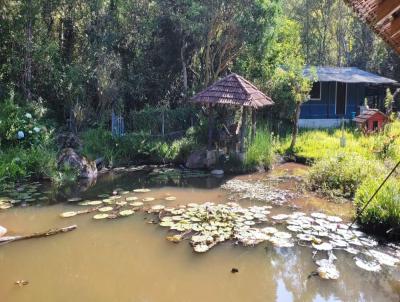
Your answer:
(24, 0), (33, 102)
(180, 42), (188, 98)
(207, 105), (214, 151)
(240, 107), (247, 153)
(290, 102), (302, 151)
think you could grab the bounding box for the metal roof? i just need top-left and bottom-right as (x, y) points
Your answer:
(191, 73), (274, 109)
(303, 67), (397, 84)
(354, 109), (387, 123)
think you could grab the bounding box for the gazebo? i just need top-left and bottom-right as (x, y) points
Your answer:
(191, 73), (274, 156)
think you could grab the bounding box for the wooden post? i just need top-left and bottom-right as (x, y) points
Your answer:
(240, 106), (247, 153)
(251, 108), (257, 142)
(161, 108), (165, 137)
(208, 105), (214, 151)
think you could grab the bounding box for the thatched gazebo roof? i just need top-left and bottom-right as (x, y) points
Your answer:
(344, 0), (400, 54)
(191, 73), (274, 109)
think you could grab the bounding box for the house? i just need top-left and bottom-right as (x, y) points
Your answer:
(354, 109), (388, 133)
(299, 67), (398, 128)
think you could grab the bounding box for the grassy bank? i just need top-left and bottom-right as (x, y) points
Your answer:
(281, 120), (400, 235)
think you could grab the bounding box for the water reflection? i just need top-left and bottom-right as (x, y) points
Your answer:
(267, 246), (400, 302)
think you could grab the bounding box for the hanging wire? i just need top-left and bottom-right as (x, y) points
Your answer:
(348, 160), (400, 229)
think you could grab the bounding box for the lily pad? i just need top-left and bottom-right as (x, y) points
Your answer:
(326, 216), (342, 223)
(150, 205), (165, 212)
(193, 244), (210, 253)
(369, 250), (399, 267)
(274, 231), (292, 239)
(60, 211), (78, 218)
(297, 233), (314, 241)
(165, 196), (177, 201)
(261, 227), (278, 234)
(119, 209), (134, 216)
(133, 189), (151, 193)
(87, 200), (103, 206)
(143, 197), (155, 202)
(0, 204), (12, 210)
(130, 201), (144, 207)
(126, 197), (138, 201)
(354, 257), (381, 272)
(312, 242), (333, 251)
(271, 214), (289, 221)
(98, 206), (114, 212)
(93, 213), (109, 220)
(166, 235), (182, 243)
(311, 212), (327, 219)
(316, 260), (340, 280)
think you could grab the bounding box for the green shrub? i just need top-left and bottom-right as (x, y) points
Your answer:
(0, 98), (50, 148)
(0, 146), (57, 183)
(354, 177), (400, 235)
(81, 127), (199, 166)
(308, 153), (387, 199)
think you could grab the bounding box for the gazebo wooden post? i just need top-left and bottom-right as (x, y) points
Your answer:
(207, 104), (214, 151)
(251, 108), (257, 142)
(240, 106), (247, 153)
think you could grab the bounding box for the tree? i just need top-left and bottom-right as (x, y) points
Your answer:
(384, 88), (394, 116)
(266, 18), (313, 150)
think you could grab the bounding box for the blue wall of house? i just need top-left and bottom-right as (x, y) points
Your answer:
(300, 82), (365, 119)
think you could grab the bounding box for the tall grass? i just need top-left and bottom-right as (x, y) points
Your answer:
(354, 177), (400, 236)
(244, 127), (274, 170)
(308, 153), (387, 199)
(278, 120), (400, 163)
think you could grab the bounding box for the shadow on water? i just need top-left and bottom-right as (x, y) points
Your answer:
(27, 166), (233, 206)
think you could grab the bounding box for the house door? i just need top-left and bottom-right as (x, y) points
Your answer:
(336, 82), (346, 116)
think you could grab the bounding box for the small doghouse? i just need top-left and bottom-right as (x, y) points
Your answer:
(354, 109), (387, 133)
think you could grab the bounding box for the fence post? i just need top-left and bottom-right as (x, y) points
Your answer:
(161, 109), (165, 137)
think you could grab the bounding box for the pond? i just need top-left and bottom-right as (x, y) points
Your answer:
(0, 164), (399, 302)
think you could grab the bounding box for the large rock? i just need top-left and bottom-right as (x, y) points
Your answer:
(186, 149), (218, 169)
(186, 150), (207, 169)
(57, 148), (97, 179)
(56, 132), (82, 151)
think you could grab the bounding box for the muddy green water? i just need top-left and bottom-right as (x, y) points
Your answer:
(0, 165), (399, 302)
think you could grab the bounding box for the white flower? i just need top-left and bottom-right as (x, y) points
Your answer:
(25, 113), (32, 119)
(28, 130), (32, 134)
(33, 127), (40, 133)
(17, 131), (25, 139)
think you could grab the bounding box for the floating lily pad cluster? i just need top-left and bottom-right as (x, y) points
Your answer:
(270, 211), (400, 277)
(0, 182), (49, 210)
(148, 202), (400, 279)
(59, 188), (180, 221)
(221, 179), (296, 205)
(152, 202), (297, 253)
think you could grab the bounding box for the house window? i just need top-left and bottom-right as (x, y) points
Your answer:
(310, 82), (321, 100)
